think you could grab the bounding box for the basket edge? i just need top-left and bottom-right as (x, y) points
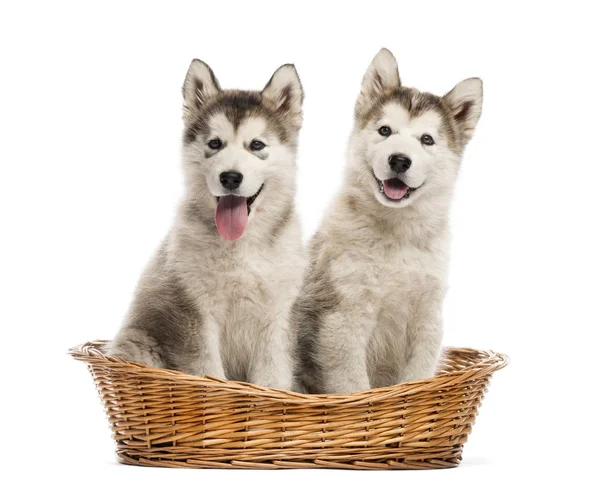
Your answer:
(69, 340), (509, 406)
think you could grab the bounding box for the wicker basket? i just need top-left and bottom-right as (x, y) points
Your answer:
(70, 341), (507, 469)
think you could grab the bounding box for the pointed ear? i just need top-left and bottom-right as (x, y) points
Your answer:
(261, 64), (303, 128)
(443, 78), (483, 142)
(182, 59), (221, 122)
(357, 48), (400, 111)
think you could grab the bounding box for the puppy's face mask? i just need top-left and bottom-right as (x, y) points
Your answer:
(180, 60), (303, 239)
(354, 48), (483, 209)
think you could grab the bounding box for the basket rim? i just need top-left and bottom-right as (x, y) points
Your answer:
(69, 340), (508, 406)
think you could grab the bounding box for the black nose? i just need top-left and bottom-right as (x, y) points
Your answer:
(220, 171), (243, 190)
(389, 154), (412, 173)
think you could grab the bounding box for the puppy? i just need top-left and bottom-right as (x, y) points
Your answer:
(294, 49), (482, 393)
(108, 59), (305, 390)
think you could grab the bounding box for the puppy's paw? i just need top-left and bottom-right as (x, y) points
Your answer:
(325, 380), (371, 394)
(107, 332), (164, 369)
(251, 374), (293, 391)
(400, 365), (437, 383)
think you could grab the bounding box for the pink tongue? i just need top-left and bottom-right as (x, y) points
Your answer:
(383, 179), (409, 200)
(215, 195), (248, 240)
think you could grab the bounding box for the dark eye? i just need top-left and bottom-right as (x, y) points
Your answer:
(250, 139), (266, 151)
(208, 138), (222, 150)
(378, 126), (391, 137)
(420, 134), (435, 146)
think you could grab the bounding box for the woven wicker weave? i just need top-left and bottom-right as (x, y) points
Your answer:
(70, 341), (507, 469)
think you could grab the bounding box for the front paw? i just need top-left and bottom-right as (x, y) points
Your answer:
(251, 374), (292, 391)
(186, 358), (226, 379)
(106, 341), (163, 369)
(400, 366), (437, 383)
(325, 380), (371, 394)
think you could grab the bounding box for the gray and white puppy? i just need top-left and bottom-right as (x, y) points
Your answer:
(108, 59), (305, 390)
(293, 49), (483, 394)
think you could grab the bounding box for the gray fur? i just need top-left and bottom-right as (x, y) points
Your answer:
(108, 59), (305, 390)
(293, 48), (483, 394)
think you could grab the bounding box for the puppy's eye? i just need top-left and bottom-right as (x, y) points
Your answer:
(420, 134), (435, 146)
(208, 138), (222, 150)
(378, 126), (391, 137)
(250, 139), (266, 151)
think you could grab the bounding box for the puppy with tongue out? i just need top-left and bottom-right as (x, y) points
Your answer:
(109, 58), (305, 393)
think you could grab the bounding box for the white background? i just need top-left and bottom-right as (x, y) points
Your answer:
(1, 1), (598, 486)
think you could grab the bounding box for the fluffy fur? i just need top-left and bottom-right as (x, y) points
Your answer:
(108, 59), (305, 390)
(293, 48), (483, 394)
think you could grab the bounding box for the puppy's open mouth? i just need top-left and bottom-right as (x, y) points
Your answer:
(373, 172), (420, 202)
(216, 184), (263, 215)
(215, 185), (264, 241)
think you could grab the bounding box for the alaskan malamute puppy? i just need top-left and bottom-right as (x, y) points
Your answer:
(293, 49), (482, 393)
(109, 59), (304, 390)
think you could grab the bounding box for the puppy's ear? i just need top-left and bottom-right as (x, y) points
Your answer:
(443, 78), (483, 143)
(182, 59), (221, 122)
(262, 64), (303, 128)
(356, 48), (400, 113)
